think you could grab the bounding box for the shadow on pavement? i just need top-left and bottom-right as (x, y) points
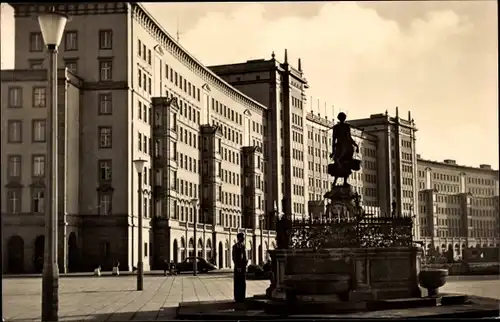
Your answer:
(6, 307), (179, 321)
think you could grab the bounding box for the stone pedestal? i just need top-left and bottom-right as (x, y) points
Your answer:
(268, 246), (422, 310)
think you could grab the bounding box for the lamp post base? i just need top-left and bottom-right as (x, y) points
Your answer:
(137, 262), (144, 291)
(42, 262), (60, 322)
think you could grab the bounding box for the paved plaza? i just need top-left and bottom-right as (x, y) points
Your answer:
(2, 274), (500, 321)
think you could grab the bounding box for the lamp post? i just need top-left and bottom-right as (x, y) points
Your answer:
(133, 158), (147, 291)
(259, 214), (264, 265)
(190, 199), (198, 276)
(38, 9), (68, 322)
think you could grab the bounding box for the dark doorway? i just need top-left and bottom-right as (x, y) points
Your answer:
(173, 239), (179, 264)
(34, 235), (45, 273)
(218, 242), (223, 268)
(7, 235), (25, 273)
(100, 241), (111, 270)
(68, 232), (78, 272)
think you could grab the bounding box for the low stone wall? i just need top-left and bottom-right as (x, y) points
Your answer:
(270, 246), (422, 302)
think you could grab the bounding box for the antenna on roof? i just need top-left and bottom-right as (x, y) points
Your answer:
(176, 17), (182, 43)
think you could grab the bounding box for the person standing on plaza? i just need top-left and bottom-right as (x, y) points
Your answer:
(232, 233), (248, 303)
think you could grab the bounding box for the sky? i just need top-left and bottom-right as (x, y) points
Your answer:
(1, 2), (498, 168)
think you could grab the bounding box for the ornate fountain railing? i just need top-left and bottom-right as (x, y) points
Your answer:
(290, 216), (413, 249)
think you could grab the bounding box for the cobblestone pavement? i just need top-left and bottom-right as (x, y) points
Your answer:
(2, 275), (499, 321)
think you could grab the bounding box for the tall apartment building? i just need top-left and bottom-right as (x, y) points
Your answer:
(210, 59), (418, 218)
(1, 2), (276, 274)
(210, 52), (309, 219)
(417, 157), (499, 257)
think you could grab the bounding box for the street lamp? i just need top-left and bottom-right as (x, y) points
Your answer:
(190, 198), (198, 276)
(38, 8), (68, 322)
(259, 214), (264, 265)
(133, 158), (147, 291)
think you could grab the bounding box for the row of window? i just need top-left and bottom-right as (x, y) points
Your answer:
(211, 97), (245, 126)
(6, 155), (45, 178)
(6, 188), (45, 213)
(291, 113), (303, 127)
(290, 148), (304, 162)
(292, 184), (305, 197)
(418, 171), (495, 188)
(138, 68), (152, 95)
(292, 130), (304, 144)
(6, 120), (46, 143)
(30, 30), (113, 53)
(7, 87), (46, 108)
(292, 166), (305, 179)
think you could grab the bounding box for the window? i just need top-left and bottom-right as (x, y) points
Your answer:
(32, 155), (45, 177)
(7, 189), (21, 213)
(98, 192), (112, 215)
(65, 60), (78, 74)
(147, 49), (151, 65)
(99, 30), (113, 49)
(8, 87), (22, 108)
(33, 87), (46, 107)
(99, 60), (113, 81)
(7, 155), (21, 178)
(32, 189), (45, 213)
(99, 127), (112, 148)
(32, 119), (46, 142)
(30, 32), (43, 52)
(64, 31), (78, 51)
(98, 93), (112, 115)
(7, 120), (22, 143)
(98, 160), (112, 181)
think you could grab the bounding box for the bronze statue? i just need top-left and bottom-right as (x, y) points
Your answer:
(329, 112), (360, 186)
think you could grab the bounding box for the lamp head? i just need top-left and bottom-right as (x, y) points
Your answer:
(190, 198), (198, 207)
(133, 158), (147, 173)
(38, 10), (68, 48)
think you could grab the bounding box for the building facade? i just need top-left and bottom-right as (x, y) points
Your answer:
(417, 157), (499, 257)
(1, 2), (498, 274)
(1, 2), (276, 274)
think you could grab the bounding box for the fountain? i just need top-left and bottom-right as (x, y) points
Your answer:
(176, 114), (499, 319)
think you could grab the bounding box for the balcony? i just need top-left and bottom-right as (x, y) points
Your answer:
(154, 156), (166, 168)
(153, 185), (166, 199)
(153, 125), (166, 138)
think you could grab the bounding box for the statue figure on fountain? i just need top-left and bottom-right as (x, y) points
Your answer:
(328, 112), (361, 187)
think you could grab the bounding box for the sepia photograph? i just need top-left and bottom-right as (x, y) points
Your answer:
(0, 1), (498, 321)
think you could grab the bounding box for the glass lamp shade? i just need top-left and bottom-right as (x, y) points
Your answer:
(132, 158), (146, 173)
(190, 198), (198, 207)
(38, 12), (68, 47)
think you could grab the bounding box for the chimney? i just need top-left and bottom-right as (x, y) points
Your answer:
(479, 164), (492, 170)
(298, 58), (302, 71)
(284, 49), (288, 64)
(396, 106), (399, 117)
(443, 159), (456, 165)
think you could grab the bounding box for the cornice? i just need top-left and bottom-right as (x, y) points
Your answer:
(1, 69), (83, 88)
(129, 2), (267, 115)
(10, 3), (129, 18)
